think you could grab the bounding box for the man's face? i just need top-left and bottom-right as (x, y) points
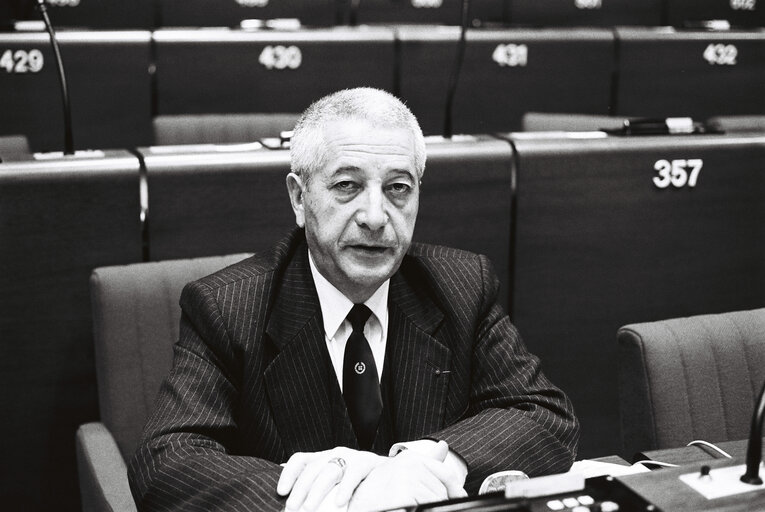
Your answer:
(287, 119), (420, 303)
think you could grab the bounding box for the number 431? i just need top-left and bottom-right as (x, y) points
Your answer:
(653, 158), (703, 189)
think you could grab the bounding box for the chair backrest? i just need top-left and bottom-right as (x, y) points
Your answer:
(617, 308), (765, 460)
(152, 113), (299, 145)
(89, 253), (252, 460)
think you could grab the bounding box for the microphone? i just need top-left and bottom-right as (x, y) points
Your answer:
(35, 0), (74, 155)
(740, 378), (765, 485)
(442, 0), (470, 138)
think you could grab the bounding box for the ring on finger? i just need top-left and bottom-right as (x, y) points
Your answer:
(328, 457), (347, 482)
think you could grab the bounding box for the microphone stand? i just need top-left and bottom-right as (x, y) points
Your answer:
(36, 0), (74, 155)
(741, 378), (765, 485)
(442, 0), (470, 139)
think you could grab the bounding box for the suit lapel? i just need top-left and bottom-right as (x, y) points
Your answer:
(263, 243), (355, 453)
(383, 263), (452, 442)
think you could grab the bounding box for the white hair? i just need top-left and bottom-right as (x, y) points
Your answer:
(290, 88), (426, 183)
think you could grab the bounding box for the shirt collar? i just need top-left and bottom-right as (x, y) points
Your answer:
(308, 250), (389, 340)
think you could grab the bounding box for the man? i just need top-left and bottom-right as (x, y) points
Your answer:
(128, 88), (579, 512)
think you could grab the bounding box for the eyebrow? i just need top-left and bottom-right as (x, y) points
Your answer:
(331, 166), (416, 181)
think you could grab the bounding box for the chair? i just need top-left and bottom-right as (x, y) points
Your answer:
(76, 253), (252, 512)
(0, 134), (29, 160)
(617, 308), (765, 460)
(152, 113), (299, 145)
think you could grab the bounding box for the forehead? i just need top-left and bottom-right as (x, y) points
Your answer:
(320, 119), (416, 174)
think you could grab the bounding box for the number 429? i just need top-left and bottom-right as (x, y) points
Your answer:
(653, 158), (703, 189)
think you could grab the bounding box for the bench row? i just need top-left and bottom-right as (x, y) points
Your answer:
(3, 0), (764, 29)
(2, 130), (764, 509)
(2, 25), (765, 153)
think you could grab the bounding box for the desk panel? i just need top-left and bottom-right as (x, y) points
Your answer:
(502, 132), (765, 459)
(140, 144), (295, 261)
(154, 27), (395, 116)
(398, 27), (614, 135)
(0, 151), (143, 510)
(614, 27), (765, 119)
(0, 31), (153, 152)
(415, 136), (514, 310)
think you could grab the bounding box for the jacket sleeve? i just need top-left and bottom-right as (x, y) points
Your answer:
(127, 280), (286, 512)
(431, 255), (580, 493)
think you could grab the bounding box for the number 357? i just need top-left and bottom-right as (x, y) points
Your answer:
(653, 159), (703, 189)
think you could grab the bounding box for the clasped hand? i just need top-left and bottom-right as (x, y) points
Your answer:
(277, 441), (466, 512)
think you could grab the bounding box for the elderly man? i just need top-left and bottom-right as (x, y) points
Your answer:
(128, 88), (579, 512)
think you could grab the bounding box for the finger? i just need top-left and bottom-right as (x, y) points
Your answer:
(414, 467), (450, 498)
(302, 462), (344, 511)
(285, 460), (326, 511)
(416, 457), (466, 498)
(430, 440), (449, 462)
(334, 464), (367, 506)
(277, 452), (312, 496)
(334, 454), (381, 506)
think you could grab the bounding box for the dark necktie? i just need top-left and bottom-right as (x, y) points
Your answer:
(342, 304), (382, 451)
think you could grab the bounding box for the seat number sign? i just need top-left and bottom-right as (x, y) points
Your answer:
(1, 49), (44, 74)
(653, 159), (704, 189)
(258, 45), (302, 70)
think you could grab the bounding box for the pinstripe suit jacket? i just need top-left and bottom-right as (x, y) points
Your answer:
(128, 229), (579, 511)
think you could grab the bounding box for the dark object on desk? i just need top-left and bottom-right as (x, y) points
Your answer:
(618, 308), (765, 460)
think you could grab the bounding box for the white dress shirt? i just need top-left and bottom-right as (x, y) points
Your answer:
(308, 252), (389, 392)
(307, 251), (468, 487)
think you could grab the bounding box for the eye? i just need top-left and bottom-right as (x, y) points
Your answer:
(332, 181), (360, 193)
(385, 182), (412, 197)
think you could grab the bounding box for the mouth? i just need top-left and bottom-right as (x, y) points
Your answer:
(347, 244), (391, 255)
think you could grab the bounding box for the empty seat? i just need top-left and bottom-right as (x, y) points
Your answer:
(618, 308), (765, 460)
(397, 26), (614, 135)
(78, 253), (252, 512)
(152, 113), (299, 145)
(0, 30), (153, 152)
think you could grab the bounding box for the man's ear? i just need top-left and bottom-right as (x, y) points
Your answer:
(286, 172), (306, 228)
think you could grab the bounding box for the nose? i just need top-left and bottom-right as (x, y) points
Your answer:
(356, 186), (388, 231)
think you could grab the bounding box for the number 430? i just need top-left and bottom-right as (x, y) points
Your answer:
(653, 159), (703, 189)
